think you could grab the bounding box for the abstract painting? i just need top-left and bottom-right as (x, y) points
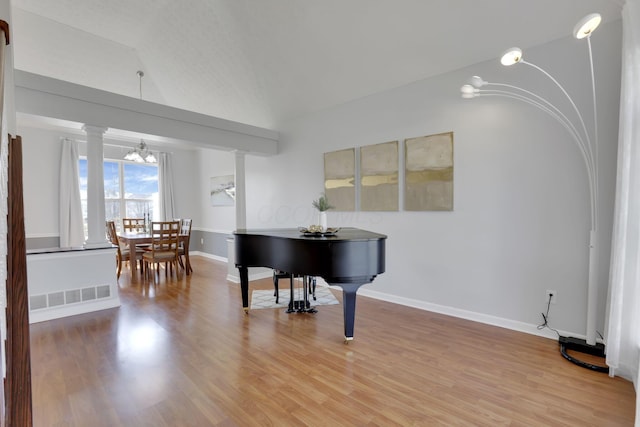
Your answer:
(404, 132), (453, 211)
(360, 141), (399, 211)
(324, 148), (355, 211)
(210, 174), (235, 206)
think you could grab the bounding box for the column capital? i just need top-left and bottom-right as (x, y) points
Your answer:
(82, 125), (108, 136)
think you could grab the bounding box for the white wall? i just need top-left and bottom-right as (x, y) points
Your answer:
(241, 22), (622, 339)
(196, 148), (236, 233)
(21, 126), (64, 238)
(169, 148), (200, 223)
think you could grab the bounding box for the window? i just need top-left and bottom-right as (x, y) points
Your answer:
(79, 158), (159, 235)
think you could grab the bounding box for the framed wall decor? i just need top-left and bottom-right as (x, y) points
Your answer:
(210, 174), (235, 206)
(324, 148), (356, 211)
(360, 141), (399, 211)
(404, 132), (454, 211)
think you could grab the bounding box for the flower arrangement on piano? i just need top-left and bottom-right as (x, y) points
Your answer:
(311, 193), (334, 212)
(310, 193), (335, 233)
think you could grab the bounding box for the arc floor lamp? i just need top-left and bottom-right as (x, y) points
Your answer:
(461, 13), (607, 371)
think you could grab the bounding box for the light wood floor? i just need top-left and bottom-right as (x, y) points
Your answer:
(30, 256), (635, 426)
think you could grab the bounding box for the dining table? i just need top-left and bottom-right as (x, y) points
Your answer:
(117, 231), (192, 280)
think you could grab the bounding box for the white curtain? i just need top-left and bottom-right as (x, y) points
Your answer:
(158, 152), (176, 221)
(608, 0), (640, 421)
(59, 138), (85, 247)
(606, 0), (640, 387)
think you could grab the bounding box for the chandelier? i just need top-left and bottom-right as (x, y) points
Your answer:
(124, 71), (157, 163)
(124, 140), (156, 163)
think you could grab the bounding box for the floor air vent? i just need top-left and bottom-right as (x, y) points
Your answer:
(29, 284), (112, 311)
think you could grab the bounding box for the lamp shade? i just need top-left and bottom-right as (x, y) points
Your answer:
(500, 47), (523, 66)
(460, 84), (477, 99)
(574, 13), (601, 39)
(144, 152), (157, 163)
(124, 150), (143, 162)
(469, 75), (488, 88)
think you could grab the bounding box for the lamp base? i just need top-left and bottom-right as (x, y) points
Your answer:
(558, 336), (608, 373)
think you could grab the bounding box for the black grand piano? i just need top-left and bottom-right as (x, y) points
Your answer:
(234, 227), (386, 341)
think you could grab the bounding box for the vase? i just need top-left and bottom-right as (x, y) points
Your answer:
(319, 211), (327, 232)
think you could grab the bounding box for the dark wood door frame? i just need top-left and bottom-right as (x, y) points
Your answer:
(5, 134), (32, 426)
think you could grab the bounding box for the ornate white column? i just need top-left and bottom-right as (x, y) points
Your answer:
(227, 151), (246, 281)
(234, 150), (246, 231)
(83, 125), (110, 248)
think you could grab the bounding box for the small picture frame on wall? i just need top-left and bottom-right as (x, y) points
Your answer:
(210, 174), (235, 206)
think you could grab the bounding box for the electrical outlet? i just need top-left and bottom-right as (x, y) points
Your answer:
(545, 290), (557, 304)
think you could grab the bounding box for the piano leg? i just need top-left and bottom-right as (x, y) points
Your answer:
(238, 266), (249, 313)
(301, 276), (317, 313)
(287, 273), (295, 313)
(337, 283), (364, 342)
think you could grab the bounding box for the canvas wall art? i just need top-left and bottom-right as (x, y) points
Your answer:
(360, 141), (399, 211)
(404, 132), (454, 211)
(324, 148), (355, 211)
(210, 174), (235, 206)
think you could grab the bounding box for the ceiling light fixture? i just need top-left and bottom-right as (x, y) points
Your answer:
(124, 71), (157, 163)
(460, 13), (604, 370)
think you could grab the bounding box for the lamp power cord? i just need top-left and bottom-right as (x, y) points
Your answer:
(538, 292), (609, 373)
(537, 293), (560, 337)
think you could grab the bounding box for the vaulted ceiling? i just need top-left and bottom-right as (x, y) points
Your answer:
(11, 0), (624, 131)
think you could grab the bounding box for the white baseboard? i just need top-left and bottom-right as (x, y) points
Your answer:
(29, 297), (121, 324)
(227, 269), (272, 283)
(190, 251), (226, 263)
(190, 253), (274, 283)
(353, 287), (577, 342)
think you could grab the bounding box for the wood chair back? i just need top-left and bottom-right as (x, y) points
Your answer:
(107, 220), (144, 279)
(150, 221), (180, 253)
(176, 218), (193, 250)
(143, 221), (182, 281)
(178, 218), (192, 237)
(106, 220), (119, 246)
(176, 218), (193, 273)
(122, 218), (146, 233)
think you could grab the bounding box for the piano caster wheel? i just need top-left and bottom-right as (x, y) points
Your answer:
(344, 337), (353, 344)
(243, 307), (249, 314)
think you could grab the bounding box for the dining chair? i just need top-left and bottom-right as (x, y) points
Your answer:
(176, 218), (193, 274)
(122, 218), (146, 233)
(142, 221), (182, 282)
(122, 217), (152, 250)
(106, 220), (144, 279)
